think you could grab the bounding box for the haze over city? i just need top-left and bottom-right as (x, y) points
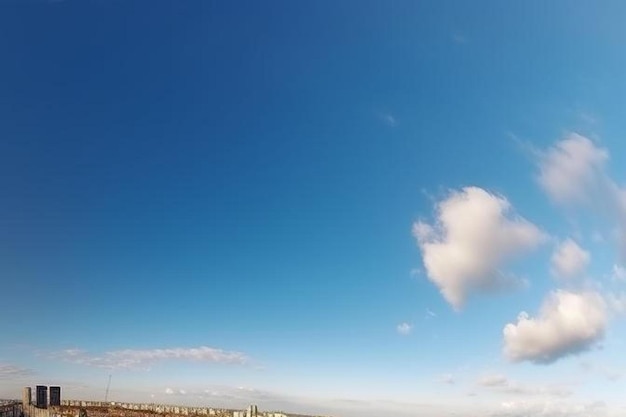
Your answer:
(3, 1), (626, 416)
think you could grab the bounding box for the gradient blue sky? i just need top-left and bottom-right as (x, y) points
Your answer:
(3, 1), (626, 416)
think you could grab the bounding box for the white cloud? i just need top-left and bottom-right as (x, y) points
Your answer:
(550, 239), (590, 279)
(52, 346), (249, 370)
(396, 322), (412, 335)
(503, 290), (607, 364)
(165, 388), (174, 395)
(537, 133), (610, 205)
(537, 133), (626, 257)
(413, 187), (545, 310)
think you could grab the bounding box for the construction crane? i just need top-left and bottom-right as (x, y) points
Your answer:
(104, 375), (112, 403)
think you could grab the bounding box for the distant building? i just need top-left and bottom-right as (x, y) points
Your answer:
(22, 387), (31, 406)
(35, 386), (47, 408)
(246, 405), (258, 417)
(49, 387), (61, 406)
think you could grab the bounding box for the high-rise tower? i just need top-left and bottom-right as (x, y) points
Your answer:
(22, 387), (31, 406)
(49, 386), (61, 406)
(35, 385), (47, 408)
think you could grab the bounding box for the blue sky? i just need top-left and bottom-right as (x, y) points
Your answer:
(3, 1), (626, 416)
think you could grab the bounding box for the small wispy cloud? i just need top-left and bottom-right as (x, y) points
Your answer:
(477, 374), (571, 397)
(438, 373), (455, 385)
(478, 374), (508, 387)
(611, 264), (626, 281)
(578, 112), (598, 125)
(451, 33), (469, 44)
(579, 361), (622, 381)
(0, 363), (34, 380)
(164, 387), (187, 396)
(378, 113), (397, 127)
(51, 346), (249, 370)
(606, 292), (626, 315)
(396, 322), (413, 335)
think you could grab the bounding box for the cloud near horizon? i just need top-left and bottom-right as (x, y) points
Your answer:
(495, 399), (607, 417)
(478, 374), (508, 387)
(51, 346), (249, 370)
(503, 290), (607, 364)
(477, 374), (571, 397)
(0, 363), (34, 380)
(413, 187), (545, 310)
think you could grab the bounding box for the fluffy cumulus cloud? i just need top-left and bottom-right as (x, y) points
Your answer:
(52, 346), (249, 370)
(413, 187), (545, 310)
(550, 239), (590, 279)
(537, 134), (626, 257)
(503, 291), (607, 364)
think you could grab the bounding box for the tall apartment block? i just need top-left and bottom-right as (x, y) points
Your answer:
(35, 385), (48, 408)
(246, 405), (258, 417)
(49, 386), (61, 406)
(22, 387), (31, 406)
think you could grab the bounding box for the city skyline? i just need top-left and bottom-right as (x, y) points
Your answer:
(2, 1), (626, 416)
